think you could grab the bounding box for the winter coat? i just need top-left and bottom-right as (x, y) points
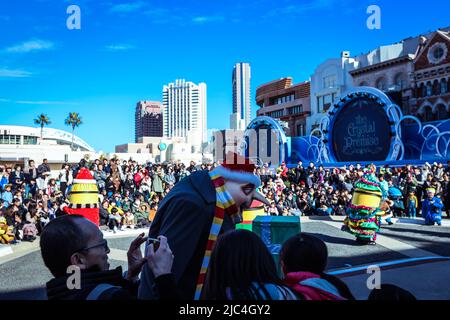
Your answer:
(151, 173), (164, 193)
(284, 272), (347, 300)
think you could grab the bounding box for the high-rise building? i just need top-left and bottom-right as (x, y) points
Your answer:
(135, 101), (163, 142)
(256, 78), (311, 137)
(231, 62), (251, 130)
(162, 79), (207, 151)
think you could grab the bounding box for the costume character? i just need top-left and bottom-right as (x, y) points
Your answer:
(61, 168), (100, 226)
(342, 168), (385, 245)
(138, 152), (270, 300)
(0, 217), (15, 244)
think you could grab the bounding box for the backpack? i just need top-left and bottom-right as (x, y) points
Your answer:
(86, 283), (121, 300)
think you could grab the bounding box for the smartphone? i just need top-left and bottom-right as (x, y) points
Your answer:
(147, 237), (160, 251)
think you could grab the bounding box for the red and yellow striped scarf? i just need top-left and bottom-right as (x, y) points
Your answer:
(194, 170), (239, 300)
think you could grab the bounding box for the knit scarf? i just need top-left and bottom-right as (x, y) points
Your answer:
(194, 170), (239, 300)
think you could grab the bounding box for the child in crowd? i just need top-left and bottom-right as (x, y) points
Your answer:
(280, 233), (354, 300)
(407, 191), (418, 219)
(148, 202), (158, 223)
(268, 202), (279, 216)
(108, 207), (122, 233)
(123, 210), (135, 229)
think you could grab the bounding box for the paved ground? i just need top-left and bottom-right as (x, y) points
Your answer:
(0, 218), (449, 300)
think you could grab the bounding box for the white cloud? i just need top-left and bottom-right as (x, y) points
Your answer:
(110, 1), (146, 13)
(192, 16), (225, 24)
(266, 0), (340, 17)
(0, 69), (33, 78)
(0, 99), (77, 105)
(4, 39), (54, 53)
(105, 44), (136, 51)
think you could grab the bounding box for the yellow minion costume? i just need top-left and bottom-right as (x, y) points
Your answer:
(342, 168), (385, 244)
(62, 168), (100, 226)
(0, 217), (15, 244)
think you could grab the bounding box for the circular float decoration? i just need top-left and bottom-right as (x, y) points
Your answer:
(325, 87), (401, 163)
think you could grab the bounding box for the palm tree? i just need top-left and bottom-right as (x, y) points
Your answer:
(64, 112), (83, 150)
(33, 114), (51, 140)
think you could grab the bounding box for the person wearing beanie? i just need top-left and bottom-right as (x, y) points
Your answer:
(138, 151), (270, 300)
(60, 168), (100, 226)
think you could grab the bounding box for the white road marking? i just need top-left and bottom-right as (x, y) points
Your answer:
(319, 220), (440, 258)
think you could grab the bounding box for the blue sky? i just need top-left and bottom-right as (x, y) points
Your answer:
(1, 0), (449, 152)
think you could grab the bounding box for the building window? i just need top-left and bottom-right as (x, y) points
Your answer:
(376, 77), (387, 91)
(296, 124), (305, 136)
(432, 80), (440, 96)
(394, 73), (406, 90)
(23, 136), (37, 145)
(268, 110), (284, 118)
(441, 78), (448, 94)
(275, 94), (295, 105)
(317, 97), (321, 113)
(288, 105), (303, 115)
(422, 106), (434, 122)
(427, 42), (448, 65)
(323, 75), (337, 89)
(323, 94), (332, 112)
(317, 94), (332, 113)
(436, 104), (447, 120)
(0, 134), (21, 145)
(419, 83), (427, 98)
(426, 82), (433, 96)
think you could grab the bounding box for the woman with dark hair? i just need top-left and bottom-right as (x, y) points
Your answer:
(99, 200), (110, 227)
(280, 233), (354, 300)
(202, 229), (297, 300)
(368, 284), (416, 301)
(59, 164), (73, 197)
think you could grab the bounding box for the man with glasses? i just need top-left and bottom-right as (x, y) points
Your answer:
(40, 215), (175, 300)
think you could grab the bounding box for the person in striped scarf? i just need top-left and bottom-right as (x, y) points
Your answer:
(138, 152), (270, 300)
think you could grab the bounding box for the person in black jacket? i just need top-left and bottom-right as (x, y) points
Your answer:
(9, 165), (25, 191)
(41, 214), (177, 300)
(99, 200), (110, 227)
(25, 160), (38, 184)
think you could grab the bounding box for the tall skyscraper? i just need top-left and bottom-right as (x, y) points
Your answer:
(162, 79), (207, 151)
(231, 62), (251, 130)
(135, 101), (163, 142)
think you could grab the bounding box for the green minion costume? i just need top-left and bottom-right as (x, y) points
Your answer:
(342, 167), (386, 244)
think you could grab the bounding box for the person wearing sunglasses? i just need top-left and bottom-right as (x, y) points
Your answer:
(40, 214), (175, 300)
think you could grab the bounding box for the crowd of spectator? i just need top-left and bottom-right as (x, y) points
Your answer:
(0, 157), (218, 244)
(1, 157), (450, 245)
(258, 160), (450, 221)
